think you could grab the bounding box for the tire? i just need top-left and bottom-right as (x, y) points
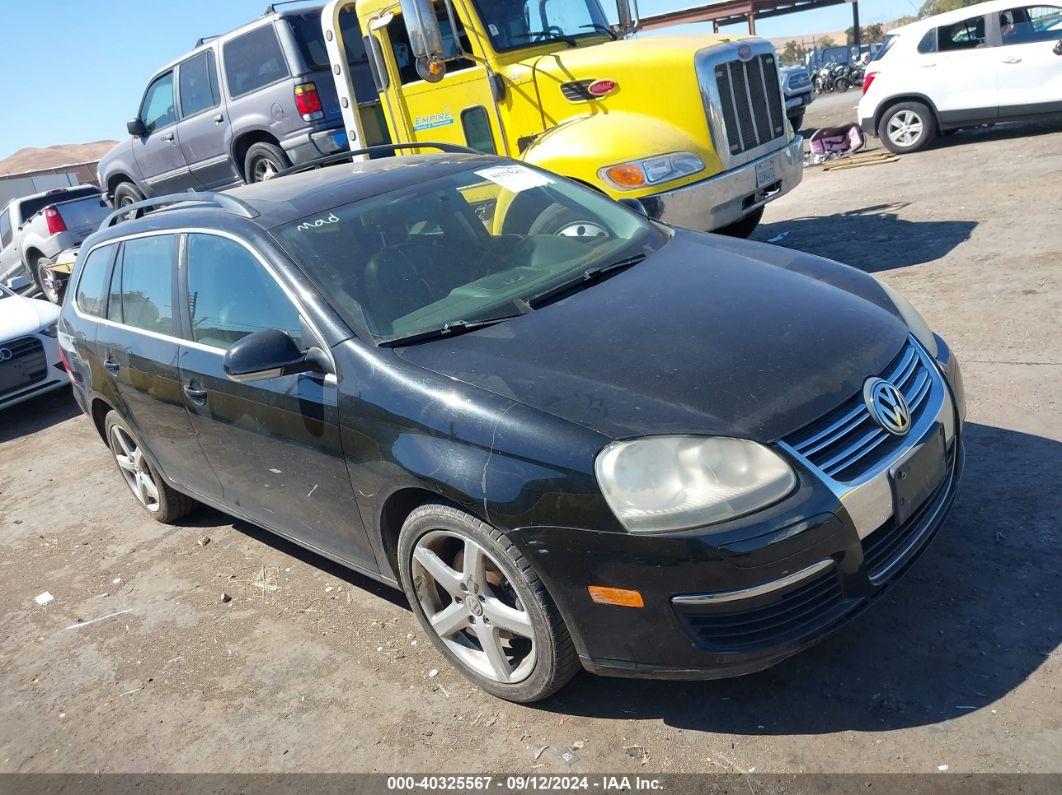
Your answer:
(834, 77), (849, 93)
(788, 111), (805, 132)
(104, 411), (196, 524)
(34, 255), (65, 304)
(244, 142), (291, 183)
(715, 206), (765, 239)
(397, 504), (580, 703)
(112, 181), (144, 211)
(878, 101), (938, 154)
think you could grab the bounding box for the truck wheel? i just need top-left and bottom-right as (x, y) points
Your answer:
(879, 102), (937, 154)
(789, 111), (805, 132)
(715, 206), (764, 239)
(397, 504), (580, 703)
(104, 411), (197, 523)
(112, 182), (144, 211)
(34, 256), (64, 304)
(245, 143), (291, 183)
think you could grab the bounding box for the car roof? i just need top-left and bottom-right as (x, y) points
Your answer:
(892, 0), (1013, 35)
(96, 152), (506, 238)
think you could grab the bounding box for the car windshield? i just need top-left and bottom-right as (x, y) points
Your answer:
(273, 163), (666, 343)
(469, 0), (611, 52)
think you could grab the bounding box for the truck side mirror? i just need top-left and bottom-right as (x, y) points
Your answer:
(127, 117), (147, 137)
(399, 0), (447, 83)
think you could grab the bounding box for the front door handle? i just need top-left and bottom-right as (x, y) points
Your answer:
(183, 384), (208, 403)
(213, 113), (225, 124)
(161, 132), (175, 143)
(104, 360), (119, 375)
(1001, 56), (1023, 64)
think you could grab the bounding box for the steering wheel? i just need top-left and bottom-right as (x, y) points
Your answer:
(532, 26), (568, 43)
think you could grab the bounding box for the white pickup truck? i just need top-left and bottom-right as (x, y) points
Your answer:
(0, 185), (111, 303)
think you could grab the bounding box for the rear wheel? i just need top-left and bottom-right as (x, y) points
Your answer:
(715, 206), (764, 239)
(245, 142), (291, 183)
(104, 411), (196, 523)
(398, 504), (580, 702)
(34, 256), (64, 304)
(879, 102), (937, 154)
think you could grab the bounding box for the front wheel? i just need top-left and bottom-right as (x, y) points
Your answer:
(715, 206), (764, 239)
(878, 102), (937, 154)
(834, 77), (849, 92)
(398, 504), (580, 702)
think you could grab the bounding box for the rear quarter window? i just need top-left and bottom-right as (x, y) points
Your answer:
(223, 24), (291, 98)
(74, 245), (115, 317)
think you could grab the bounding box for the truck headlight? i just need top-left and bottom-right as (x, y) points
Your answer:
(878, 281), (938, 358)
(600, 152), (704, 191)
(595, 436), (797, 533)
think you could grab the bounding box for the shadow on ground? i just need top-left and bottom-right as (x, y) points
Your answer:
(537, 422), (1060, 733)
(0, 387), (80, 444)
(753, 203), (976, 272)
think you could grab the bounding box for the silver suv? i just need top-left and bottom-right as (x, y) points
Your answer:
(98, 3), (359, 209)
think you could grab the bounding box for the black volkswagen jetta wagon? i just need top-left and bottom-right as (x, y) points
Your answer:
(59, 149), (965, 702)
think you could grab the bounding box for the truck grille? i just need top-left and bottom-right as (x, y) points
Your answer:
(714, 54), (786, 156)
(0, 336), (47, 398)
(784, 339), (940, 483)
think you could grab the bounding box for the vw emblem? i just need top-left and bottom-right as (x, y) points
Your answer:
(864, 378), (911, 436)
(0, 347), (12, 362)
(737, 43), (753, 60)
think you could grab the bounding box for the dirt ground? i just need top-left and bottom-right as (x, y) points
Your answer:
(2, 91), (1060, 775)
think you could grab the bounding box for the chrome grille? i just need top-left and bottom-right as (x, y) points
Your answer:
(0, 336), (47, 398)
(560, 80), (594, 102)
(713, 54), (786, 157)
(784, 339), (939, 483)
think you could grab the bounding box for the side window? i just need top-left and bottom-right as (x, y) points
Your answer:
(0, 209), (12, 248)
(119, 236), (177, 335)
(140, 72), (177, 133)
(178, 50), (220, 117)
(937, 17), (988, 51)
(1000, 6), (1062, 44)
(387, 6), (474, 85)
(223, 25), (291, 98)
(107, 253), (123, 323)
(461, 107), (496, 154)
(74, 246), (115, 317)
(185, 234), (303, 350)
(917, 29), (938, 54)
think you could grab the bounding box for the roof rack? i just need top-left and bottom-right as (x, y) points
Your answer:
(100, 193), (260, 230)
(263, 0), (318, 15)
(195, 35), (220, 47)
(276, 142), (481, 178)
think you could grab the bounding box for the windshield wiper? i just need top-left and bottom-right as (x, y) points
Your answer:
(528, 253), (647, 309)
(580, 23), (618, 40)
(380, 310), (528, 347)
(513, 31), (578, 48)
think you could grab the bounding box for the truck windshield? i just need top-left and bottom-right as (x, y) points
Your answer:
(272, 163), (666, 343)
(470, 0), (611, 52)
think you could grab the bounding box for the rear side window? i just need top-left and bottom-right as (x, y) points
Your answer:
(179, 50), (220, 117)
(185, 234), (303, 349)
(74, 246), (115, 317)
(286, 12), (330, 70)
(223, 25), (291, 98)
(141, 72), (177, 133)
(917, 29), (938, 54)
(462, 107), (496, 154)
(937, 16), (987, 51)
(1000, 5), (1062, 44)
(0, 209), (11, 248)
(871, 34), (898, 61)
(118, 236), (177, 335)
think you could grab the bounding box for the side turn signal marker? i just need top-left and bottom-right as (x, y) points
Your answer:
(587, 586), (644, 608)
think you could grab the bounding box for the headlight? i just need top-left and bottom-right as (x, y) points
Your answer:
(40, 322), (59, 338)
(878, 281), (938, 357)
(600, 152), (704, 191)
(595, 436), (797, 533)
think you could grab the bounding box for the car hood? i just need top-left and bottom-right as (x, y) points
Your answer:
(1, 295), (59, 341)
(395, 230), (911, 442)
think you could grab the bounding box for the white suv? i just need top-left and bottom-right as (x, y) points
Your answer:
(858, 0), (1062, 153)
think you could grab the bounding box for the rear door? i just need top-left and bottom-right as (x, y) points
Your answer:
(131, 71), (195, 195)
(923, 14), (1000, 123)
(996, 4), (1062, 114)
(176, 49), (240, 189)
(94, 234), (220, 498)
(175, 231), (376, 568)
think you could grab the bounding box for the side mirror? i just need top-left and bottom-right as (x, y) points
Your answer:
(127, 117), (147, 137)
(618, 197), (649, 218)
(222, 328), (330, 383)
(399, 0), (447, 82)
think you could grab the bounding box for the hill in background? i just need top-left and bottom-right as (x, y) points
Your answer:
(0, 141), (117, 177)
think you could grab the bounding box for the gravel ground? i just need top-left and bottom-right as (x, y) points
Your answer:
(1, 91), (1060, 775)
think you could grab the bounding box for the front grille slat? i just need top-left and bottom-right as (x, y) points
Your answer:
(712, 52), (785, 158)
(783, 339), (942, 484)
(0, 335), (47, 399)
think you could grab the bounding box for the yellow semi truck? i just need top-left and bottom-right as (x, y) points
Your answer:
(319, 0), (803, 237)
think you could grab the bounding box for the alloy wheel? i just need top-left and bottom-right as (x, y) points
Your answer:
(254, 159), (279, 182)
(887, 110), (924, 148)
(110, 425), (160, 512)
(38, 262), (60, 303)
(411, 530), (536, 684)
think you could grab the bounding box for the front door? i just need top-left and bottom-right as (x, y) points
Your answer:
(175, 50), (240, 190)
(175, 232), (376, 569)
(132, 71), (195, 196)
(996, 4), (1062, 114)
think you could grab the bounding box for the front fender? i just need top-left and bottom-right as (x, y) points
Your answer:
(520, 111), (724, 200)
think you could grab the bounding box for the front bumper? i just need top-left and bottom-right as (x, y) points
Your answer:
(644, 136), (804, 232)
(0, 334), (70, 411)
(508, 345), (964, 680)
(786, 92), (814, 112)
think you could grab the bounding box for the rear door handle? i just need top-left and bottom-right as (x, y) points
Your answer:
(183, 384), (208, 403)
(920, 62), (937, 68)
(104, 360), (119, 375)
(1001, 56), (1023, 64)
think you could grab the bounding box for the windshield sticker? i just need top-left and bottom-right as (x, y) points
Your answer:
(474, 165), (553, 193)
(412, 112), (454, 131)
(296, 212), (340, 232)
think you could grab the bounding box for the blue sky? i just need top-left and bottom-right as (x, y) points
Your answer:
(0, 0), (919, 160)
